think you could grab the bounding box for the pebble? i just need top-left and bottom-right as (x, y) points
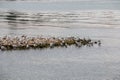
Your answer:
(0, 36), (101, 51)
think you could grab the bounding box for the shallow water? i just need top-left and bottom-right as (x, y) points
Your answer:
(0, 0), (120, 80)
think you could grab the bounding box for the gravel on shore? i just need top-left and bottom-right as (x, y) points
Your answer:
(0, 35), (101, 51)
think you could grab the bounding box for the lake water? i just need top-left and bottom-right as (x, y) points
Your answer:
(0, 0), (120, 80)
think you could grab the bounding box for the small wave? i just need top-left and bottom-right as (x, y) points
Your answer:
(0, 10), (120, 29)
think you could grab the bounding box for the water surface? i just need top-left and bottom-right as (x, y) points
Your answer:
(0, 0), (120, 80)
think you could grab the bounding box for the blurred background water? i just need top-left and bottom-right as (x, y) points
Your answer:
(0, 0), (120, 80)
(0, 0), (120, 36)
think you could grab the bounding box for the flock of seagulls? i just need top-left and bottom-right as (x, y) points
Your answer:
(0, 35), (101, 51)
